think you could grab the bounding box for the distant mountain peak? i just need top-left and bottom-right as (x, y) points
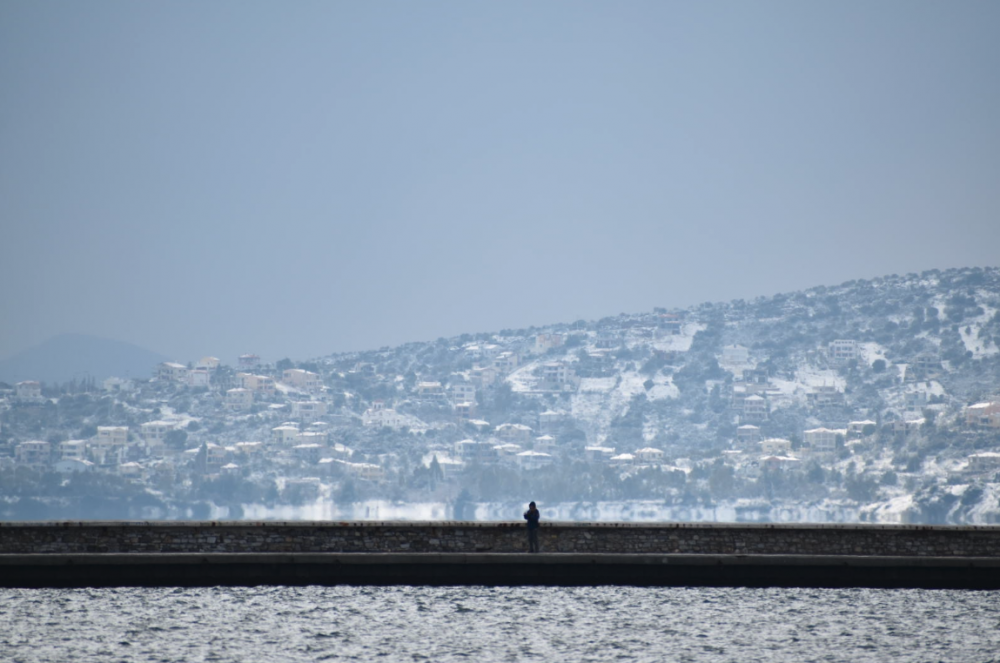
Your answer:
(0, 333), (168, 385)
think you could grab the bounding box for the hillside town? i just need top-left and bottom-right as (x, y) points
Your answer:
(2, 266), (1000, 524)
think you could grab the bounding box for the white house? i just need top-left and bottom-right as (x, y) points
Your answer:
(534, 333), (564, 354)
(16, 440), (50, 468)
(736, 424), (761, 447)
(234, 441), (264, 457)
(540, 362), (578, 391)
(760, 438), (792, 455)
(721, 345), (749, 364)
(538, 410), (565, 433)
(493, 351), (520, 374)
(186, 368), (211, 388)
(449, 382), (477, 404)
(455, 439), (499, 465)
(118, 462), (144, 478)
(53, 458), (95, 474)
(454, 401), (477, 420)
(847, 420), (877, 438)
(292, 400), (327, 423)
(493, 443), (523, 463)
(196, 356), (221, 370)
(469, 365), (498, 387)
(272, 424), (300, 446)
(93, 426), (129, 465)
(534, 435), (557, 454)
(15, 381), (43, 402)
(434, 457), (465, 479)
(966, 402), (1000, 428)
(610, 453), (635, 466)
(803, 427), (845, 455)
(237, 373), (275, 395)
(760, 455), (801, 472)
(141, 420), (175, 453)
(103, 377), (135, 394)
(362, 402), (412, 429)
(293, 443), (323, 464)
(416, 381), (446, 401)
(296, 431), (328, 447)
(584, 446), (616, 462)
(348, 462), (385, 482)
(496, 423), (533, 444)
(968, 452), (1000, 473)
(742, 394), (768, 423)
(808, 385), (844, 407)
(282, 368), (323, 393)
(225, 387), (253, 411)
(829, 339), (859, 362)
(634, 447), (665, 464)
(516, 450), (554, 470)
(157, 362), (188, 382)
(205, 443), (226, 469)
(59, 439), (88, 462)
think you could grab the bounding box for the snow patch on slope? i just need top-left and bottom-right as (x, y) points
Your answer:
(650, 322), (705, 353)
(571, 372), (649, 444)
(959, 305), (999, 358)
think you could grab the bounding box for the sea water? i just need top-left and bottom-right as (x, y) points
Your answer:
(2, 586), (999, 662)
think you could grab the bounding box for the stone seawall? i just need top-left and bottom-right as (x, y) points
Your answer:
(3, 521), (1000, 557)
(5, 553), (1000, 589)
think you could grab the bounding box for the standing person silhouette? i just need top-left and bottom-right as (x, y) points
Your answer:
(523, 501), (540, 553)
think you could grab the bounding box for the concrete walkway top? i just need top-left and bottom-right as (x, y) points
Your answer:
(5, 552), (1000, 566)
(3, 520), (1000, 532)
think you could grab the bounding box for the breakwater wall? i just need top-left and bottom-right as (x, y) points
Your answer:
(3, 520), (1000, 556)
(5, 522), (1000, 588)
(5, 553), (1000, 589)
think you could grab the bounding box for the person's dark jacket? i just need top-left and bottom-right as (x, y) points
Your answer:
(524, 508), (540, 530)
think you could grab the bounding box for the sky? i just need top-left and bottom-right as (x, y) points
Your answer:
(2, 1), (999, 365)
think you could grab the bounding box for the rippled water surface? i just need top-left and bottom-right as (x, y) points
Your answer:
(3, 586), (1000, 662)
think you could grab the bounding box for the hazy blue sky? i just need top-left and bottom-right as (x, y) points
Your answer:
(2, 1), (998, 364)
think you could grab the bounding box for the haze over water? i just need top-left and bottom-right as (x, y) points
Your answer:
(3, 586), (1000, 662)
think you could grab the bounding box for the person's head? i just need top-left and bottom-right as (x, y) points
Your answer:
(529, 501), (536, 509)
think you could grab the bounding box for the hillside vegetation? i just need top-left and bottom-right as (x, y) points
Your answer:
(2, 266), (999, 523)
